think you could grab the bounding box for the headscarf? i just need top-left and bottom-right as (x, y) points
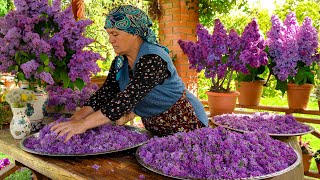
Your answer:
(105, 5), (169, 81)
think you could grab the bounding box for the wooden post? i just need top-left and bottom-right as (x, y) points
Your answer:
(158, 0), (199, 96)
(71, 0), (85, 20)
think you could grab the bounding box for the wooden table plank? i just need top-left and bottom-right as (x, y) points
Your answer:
(0, 127), (170, 180)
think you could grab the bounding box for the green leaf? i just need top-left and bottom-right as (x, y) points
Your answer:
(275, 79), (288, 96)
(74, 78), (85, 91)
(20, 51), (28, 57)
(17, 72), (25, 81)
(40, 53), (49, 65)
(60, 71), (70, 88)
(37, 66), (44, 73)
(44, 67), (51, 73)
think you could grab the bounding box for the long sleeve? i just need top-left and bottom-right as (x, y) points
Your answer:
(84, 60), (120, 110)
(100, 54), (170, 121)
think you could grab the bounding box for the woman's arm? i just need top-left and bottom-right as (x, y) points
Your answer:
(99, 54), (170, 121)
(69, 106), (95, 121)
(84, 59), (120, 111)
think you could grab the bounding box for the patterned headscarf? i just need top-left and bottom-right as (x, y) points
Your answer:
(105, 5), (169, 81)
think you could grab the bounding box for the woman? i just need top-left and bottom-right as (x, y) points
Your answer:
(51, 5), (208, 142)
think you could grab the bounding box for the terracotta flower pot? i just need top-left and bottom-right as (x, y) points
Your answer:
(236, 80), (265, 106)
(318, 100), (320, 111)
(317, 162), (320, 174)
(287, 83), (313, 110)
(302, 153), (313, 172)
(206, 91), (240, 116)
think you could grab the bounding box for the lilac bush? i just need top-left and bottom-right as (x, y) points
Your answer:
(0, 0), (102, 91)
(267, 12), (319, 94)
(178, 19), (268, 92)
(0, 158), (10, 170)
(214, 112), (311, 134)
(24, 117), (150, 154)
(138, 127), (297, 179)
(46, 83), (99, 111)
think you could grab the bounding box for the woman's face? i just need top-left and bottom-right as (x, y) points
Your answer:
(106, 28), (136, 55)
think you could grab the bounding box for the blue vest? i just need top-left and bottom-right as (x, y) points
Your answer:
(117, 42), (208, 126)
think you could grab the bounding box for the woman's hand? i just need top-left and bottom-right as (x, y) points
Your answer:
(51, 119), (88, 143)
(51, 110), (111, 143)
(116, 112), (136, 125)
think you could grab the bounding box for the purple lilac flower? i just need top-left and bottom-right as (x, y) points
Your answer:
(267, 12), (318, 81)
(138, 127), (297, 179)
(92, 164), (101, 170)
(20, 60), (40, 78)
(0, 158), (10, 170)
(139, 174), (145, 179)
(24, 117), (150, 154)
(296, 17), (318, 66)
(0, 0), (103, 89)
(39, 72), (54, 85)
(214, 112), (311, 134)
(240, 19), (268, 69)
(46, 84), (98, 111)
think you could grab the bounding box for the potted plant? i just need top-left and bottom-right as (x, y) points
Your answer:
(313, 149), (320, 174)
(266, 12), (319, 110)
(0, 0), (103, 117)
(234, 19), (268, 106)
(298, 136), (314, 172)
(178, 19), (243, 116)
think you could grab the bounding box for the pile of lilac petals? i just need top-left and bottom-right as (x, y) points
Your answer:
(0, 158), (10, 170)
(138, 127), (297, 179)
(214, 112), (311, 134)
(23, 117), (150, 155)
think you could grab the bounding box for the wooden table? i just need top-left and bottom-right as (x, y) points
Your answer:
(1, 123), (305, 180)
(0, 126), (170, 180)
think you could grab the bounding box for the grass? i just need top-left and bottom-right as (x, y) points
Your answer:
(0, 153), (32, 180)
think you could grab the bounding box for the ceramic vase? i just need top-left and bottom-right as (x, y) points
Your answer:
(27, 93), (48, 132)
(10, 107), (31, 140)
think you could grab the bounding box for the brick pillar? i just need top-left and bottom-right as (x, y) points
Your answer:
(158, 0), (199, 96)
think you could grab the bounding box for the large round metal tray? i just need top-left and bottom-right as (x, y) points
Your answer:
(136, 147), (301, 180)
(211, 120), (314, 137)
(20, 125), (152, 156)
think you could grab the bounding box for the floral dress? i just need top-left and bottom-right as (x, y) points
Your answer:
(85, 54), (204, 136)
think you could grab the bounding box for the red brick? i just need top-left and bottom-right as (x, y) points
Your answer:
(161, 2), (172, 9)
(165, 21), (187, 27)
(159, 27), (173, 34)
(160, 15), (173, 22)
(173, 27), (192, 34)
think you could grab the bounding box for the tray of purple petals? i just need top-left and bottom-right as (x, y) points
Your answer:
(20, 117), (152, 156)
(212, 112), (314, 137)
(136, 127), (301, 180)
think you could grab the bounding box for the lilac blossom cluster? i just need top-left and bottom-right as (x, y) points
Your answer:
(214, 112), (311, 134)
(178, 19), (267, 92)
(138, 127), (297, 179)
(24, 117), (150, 154)
(46, 83), (99, 111)
(239, 19), (268, 69)
(267, 12), (319, 81)
(0, 0), (102, 89)
(0, 158), (10, 170)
